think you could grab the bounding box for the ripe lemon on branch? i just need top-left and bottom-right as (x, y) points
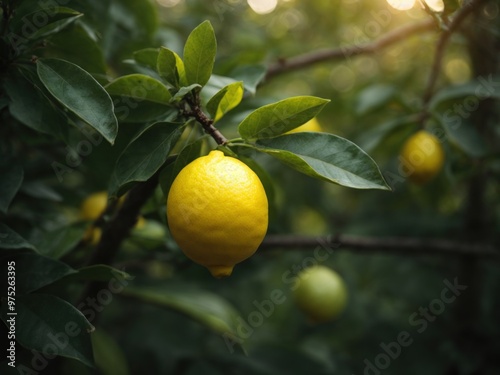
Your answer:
(166, 150), (268, 278)
(400, 130), (444, 184)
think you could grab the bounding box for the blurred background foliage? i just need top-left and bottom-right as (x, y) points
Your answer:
(1, 0), (500, 374)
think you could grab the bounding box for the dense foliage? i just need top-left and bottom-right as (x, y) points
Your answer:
(1, 0), (499, 374)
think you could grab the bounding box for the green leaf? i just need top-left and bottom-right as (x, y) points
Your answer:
(231, 64), (266, 95)
(122, 284), (241, 336)
(157, 47), (185, 87)
(355, 84), (397, 116)
(160, 136), (206, 198)
(356, 115), (417, 153)
(10, 6), (82, 40)
(201, 74), (239, 103)
(238, 96), (330, 140)
(3, 252), (76, 293)
(134, 48), (160, 70)
(31, 12), (83, 40)
(20, 181), (62, 202)
(255, 133), (390, 190)
(0, 223), (37, 251)
(109, 122), (183, 197)
(34, 223), (88, 259)
(37, 58), (118, 144)
(183, 21), (217, 87)
(170, 84), (202, 103)
(46, 24), (107, 75)
(1, 294), (94, 367)
(0, 159), (23, 214)
(207, 82), (244, 122)
(105, 74), (172, 104)
(4, 69), (67, 139)
(429, 75), (500, 109)
(106, 75), (178, 123)
(435, 115), (487, 157)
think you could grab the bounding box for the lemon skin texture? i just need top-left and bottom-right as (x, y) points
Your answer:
(287, 118), (322, 134)
(294, 266), (348, 323)
(166, 150), (268, 278)
(400, 130), (444, 184)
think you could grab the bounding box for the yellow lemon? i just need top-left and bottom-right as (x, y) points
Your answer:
(294, 265), (348, 323)
(166, 150), (268, 278)
(400, 130), (444, 184)
(287, 118), (323, 134)
(80, 191), (143, 245)
(80, 191), (108, 220)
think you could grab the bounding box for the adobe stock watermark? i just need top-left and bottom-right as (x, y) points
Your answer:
(222, 236), (340, 353)
(383, 74), (500, 190)
(357, 277), (467, 375)
(14, 269), (132, 375)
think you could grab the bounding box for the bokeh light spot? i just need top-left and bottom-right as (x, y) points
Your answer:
(247, 0), (278, 14)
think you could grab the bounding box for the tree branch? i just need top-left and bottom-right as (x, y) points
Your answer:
(265, 18), (436, 81)
(185, 96), (227, 145)
(76, 171), (162, 308)
(421, 0), (490, 107)
(259, 234), (499, 259)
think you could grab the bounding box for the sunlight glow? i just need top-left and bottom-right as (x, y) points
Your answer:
(424, 0), (444, 12)
(247, 0), (278, 14)
(386, 0), (415, 10)
(156, 0), (182, 7)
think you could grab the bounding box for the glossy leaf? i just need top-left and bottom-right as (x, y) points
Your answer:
(238, 96), (330, 140)
(46, 25), (107, 74)
(134, 48), (160, 70)
(10, 6), (82, 40)
(1, 294), (94, 367)
(34, 223), (87, 259)
(0, 223), (37, 251)
(0, 159), (23, 214)
(171, 84), (202, 103)
(157, 47), (185, 87)
(107, 75), (177, 123)
(255, 133), (390, 190)
(37, 58), (118, 144)
(109, 122), (183, 197)
(183, 21), (216, 87)
(231, 64), (267, 95)
(4, 69), (67, 139)
(122, 284), (241, 336)
(105, 74), (171, 104)
(207, 82), (244, 122)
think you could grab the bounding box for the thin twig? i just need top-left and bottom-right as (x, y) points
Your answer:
(421, 0), (489, 107)
(185, 96), (227, 145)
(265, 18), (436, 80)
(259, 234), (499, 259)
